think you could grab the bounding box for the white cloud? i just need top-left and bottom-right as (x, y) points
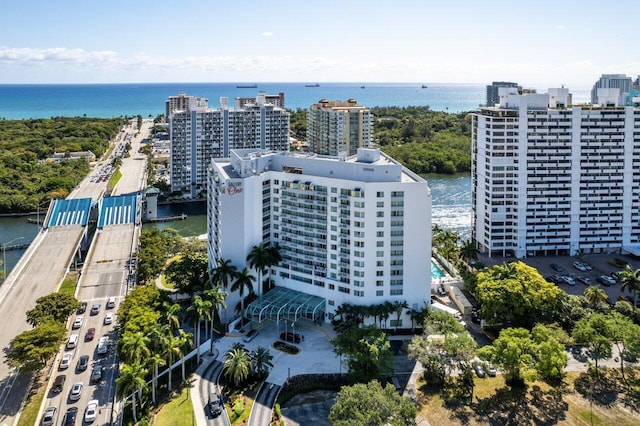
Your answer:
(555, 25), (566, 31)
(261, 32), (273, 37)
(0, 46), (117, 66)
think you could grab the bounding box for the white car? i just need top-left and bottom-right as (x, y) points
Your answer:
(84, 399), (98, 423)
(69, 381), (83, 401)
(573, 261), (587, 272)
(59, 353), (73, 370)
(104, 313), (114, 325)
(72, 316), (83, 329)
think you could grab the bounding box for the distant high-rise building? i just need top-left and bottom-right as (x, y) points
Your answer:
(236, 92), (285, 109)
(168, 93), (290, 197)
(486, 81), (520, 106)
(207, 147), (431, 323)
(472, 86), (640, 258)
(590, 74), (633, 105)
(307, 99), (372, 156)
(165, 92), (208, 119)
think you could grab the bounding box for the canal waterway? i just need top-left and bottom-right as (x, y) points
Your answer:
(0, 174), (472, 278)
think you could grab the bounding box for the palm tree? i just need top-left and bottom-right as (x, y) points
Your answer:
(147, 324), (170, 404)
(120, 332), (151, 365)
(165, 333), (184, 391)
(459, 239), (479, 262)
(223, 347), (252, 386)
(203, 286), (227, 354)
(231, 267), (256, 321)
(162, 301), (182, 332)
(381, 301), (393, 329)
(584, 285), (608, 309)
(247, 243), (273, 295)
(187, 295), (212, 365)
(618, 265), (640, 306)
(177, 329), (193, 383)
(212, 258), (238, 289)
(116, 361), (148, 424)
(266, 245), (282, 290)
(392, 300), (409, 332)
(146, 353), (166, 405)
(251, 346), (274, 378)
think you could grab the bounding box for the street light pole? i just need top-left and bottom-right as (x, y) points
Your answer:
(2, 236), (24, 281)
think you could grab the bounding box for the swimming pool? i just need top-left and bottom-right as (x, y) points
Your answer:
(431, 259), (446, 279)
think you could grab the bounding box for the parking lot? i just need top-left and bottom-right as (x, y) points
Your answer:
(481, 252), (640, 305)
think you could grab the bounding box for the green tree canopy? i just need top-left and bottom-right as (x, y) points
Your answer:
(331, 324), (393, 382)
(328, 380), (416, 426)
(5, 321), (66, 371)
(476, 261), (562, 328)
(478, 325), (567, 385)
(25, 292), (79, 326)
(165, 249), (209, 293)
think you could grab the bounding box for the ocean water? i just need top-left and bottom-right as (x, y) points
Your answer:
(0, 82), (487, 119)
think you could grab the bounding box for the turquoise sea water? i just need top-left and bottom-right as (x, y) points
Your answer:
(0, 82), (486, 119)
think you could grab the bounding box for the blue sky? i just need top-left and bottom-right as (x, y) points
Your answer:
(0, 0), (637, 87)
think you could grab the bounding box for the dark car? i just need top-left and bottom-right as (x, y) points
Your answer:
(280, 332), (301, 343)
(471, 311), (481, 324)
(208, 392), (222, 417)
(474, 365), (486, 378)
(77, 302), (87, 314)
(62, 407), (78, 426)
(91, 365), (105, 383)
(52, 374), (66, 393)
(550, 263), (564, 273)
(76, 355), (89, 372)
(85, 327), (95, 342)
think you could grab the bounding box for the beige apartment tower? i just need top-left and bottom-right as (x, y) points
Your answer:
(307, 99), (372, 156)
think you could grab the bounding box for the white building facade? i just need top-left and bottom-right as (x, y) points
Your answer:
(307, 99), (373, 156)
(169, 94), (290, 197)
(207, 148), (431, 322)
(472, 87), (640, 258)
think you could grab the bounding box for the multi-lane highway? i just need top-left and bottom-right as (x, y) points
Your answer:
(0, 119), (152, 426)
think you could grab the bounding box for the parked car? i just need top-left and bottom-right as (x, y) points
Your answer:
(573, 261), (587, 272)
(597, 275), (616, 287)
(471, 310), (481, 324)
(76, 355), (89, 372)
(577, 276), (592, 285)
(474, 365), (486, 378)
(52, 374), (66, 393)
(104, 313), (114, 325)
(546, 275), (560, 284)
(551, 263), (564, 273)
(208, 392), (223, 417)
(486, 365), (497, 377)
(243, 329), (259, 342)
(85, 327), (96, 342)
(84, 400), (98, 423)
(62, 407), (78, 426)
(72, 316), (83, 330)
(69, 381), (83, 401)
(90, 303), (100, 315)
(59, 353), (73, 370)
(106, 297), (116, 309)
(560, 276), (576, 286)
(280, 332), (301, 343)
(41, 406), (57, 425)
(77, 302), (87, 314)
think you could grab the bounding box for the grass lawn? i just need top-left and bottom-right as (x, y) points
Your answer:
(59, 272), (78, 296)
(153, 387), (195, 426)
(16, 383), (45, 426)
(419, 369), (640, 426)
(107, 168), (122, 190)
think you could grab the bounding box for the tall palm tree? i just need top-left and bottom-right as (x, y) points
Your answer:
(187, 295), (212, 365)
(223, 347), (252, 386)
(162, 301), (182, 332)
(584, 285), (609, 309)
(116, 361), (148, 424)
(618, 265), (640, 306)
(231, 267), (255, 321)
(165, 333), (184, 391)
(212, 258), (238, 290)
(392, 300), (409, 332)
(203, 286), (228, 354)
(146, 353), (166, 405)
(459, 239), (479, 262)
(147, 324), (170, 404)
(250, 346), (274, 378)
(247, 243), (273, 295)
(177, 329), (193, 383)
(266, 245), (282, 290)
(120, 332), (151, 365)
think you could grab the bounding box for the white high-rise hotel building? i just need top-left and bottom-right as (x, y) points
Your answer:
(168, 93), (289, 197)
(472, 86), (640, 258)
(207, 148), (431, 321)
